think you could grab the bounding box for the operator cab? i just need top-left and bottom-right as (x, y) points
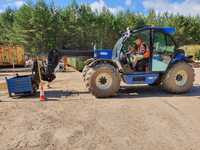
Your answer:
(117, 26), (177, 74)
(120, 29), (151, 72)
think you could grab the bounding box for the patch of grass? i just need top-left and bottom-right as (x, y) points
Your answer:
(195, 50), (200, 60)
(181, 45), (200, 60)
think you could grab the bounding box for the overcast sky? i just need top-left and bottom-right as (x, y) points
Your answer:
(0, 0), (200, 16)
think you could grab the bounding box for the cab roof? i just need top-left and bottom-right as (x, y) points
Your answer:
(132, 26), (176, 35)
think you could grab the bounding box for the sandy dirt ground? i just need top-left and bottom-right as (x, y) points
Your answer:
(0, 68), (200, 150)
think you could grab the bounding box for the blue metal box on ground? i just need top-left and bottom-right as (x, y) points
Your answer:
(6, 75), (35, 97)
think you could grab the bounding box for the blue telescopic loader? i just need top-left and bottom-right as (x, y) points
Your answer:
(40, 26), (194, 98)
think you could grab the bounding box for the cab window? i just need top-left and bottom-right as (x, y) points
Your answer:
(122, 30), (150, 53)
(152, 31), (175, 72)
(166, 35), (175, 53)
(153, 31), (175, 54)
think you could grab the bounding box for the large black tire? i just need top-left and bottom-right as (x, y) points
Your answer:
(162, 62), (194, 94)
(82, 58), (95, 81)
(82, 65), (90, 80)
(85, 64), (121, 98)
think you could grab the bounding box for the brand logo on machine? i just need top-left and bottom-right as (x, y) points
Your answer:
(148, 77), (155, 80)
(100, 52), (108, 56)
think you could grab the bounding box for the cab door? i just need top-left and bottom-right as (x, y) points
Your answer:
(152, 31), (176, 72)
(121, 29), (151, 72)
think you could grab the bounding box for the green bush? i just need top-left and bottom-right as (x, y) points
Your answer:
(68, 57), (86, 71)
(195, 50), (200, 60)
(182, 45), (200, 58)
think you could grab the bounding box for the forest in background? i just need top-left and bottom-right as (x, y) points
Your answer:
(0, 0), (200, 57)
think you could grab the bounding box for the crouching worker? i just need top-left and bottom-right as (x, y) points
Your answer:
(127, 36), (150, 70)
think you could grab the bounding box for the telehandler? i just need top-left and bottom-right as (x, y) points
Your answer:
(37, 26), (194, 98)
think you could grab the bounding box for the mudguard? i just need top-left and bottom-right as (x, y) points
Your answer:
(173, 52), (193, 63)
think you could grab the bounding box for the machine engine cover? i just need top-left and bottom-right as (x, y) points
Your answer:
(95, 49), (113, 59)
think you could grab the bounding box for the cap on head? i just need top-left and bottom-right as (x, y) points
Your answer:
(135, 35), (144, 45)
(136, 35), (144, 41)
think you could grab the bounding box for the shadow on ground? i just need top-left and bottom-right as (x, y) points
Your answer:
(113, 85), (200, 99)
(1, 85), (199, 103)
(20, 90), (89, 101)
(23, 85), (200, 100)
(44, 90), (89, 101)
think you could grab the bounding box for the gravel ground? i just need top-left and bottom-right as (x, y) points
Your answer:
(0, 68), (199, 150)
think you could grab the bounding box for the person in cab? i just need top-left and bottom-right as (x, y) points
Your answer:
(127, 36), (150, 71)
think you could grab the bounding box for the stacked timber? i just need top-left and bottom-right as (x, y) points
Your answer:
(0, 45), (25, 67)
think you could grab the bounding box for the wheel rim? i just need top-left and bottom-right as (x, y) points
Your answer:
(175, 70), (188, 86)
(96, 73), (112, 90)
